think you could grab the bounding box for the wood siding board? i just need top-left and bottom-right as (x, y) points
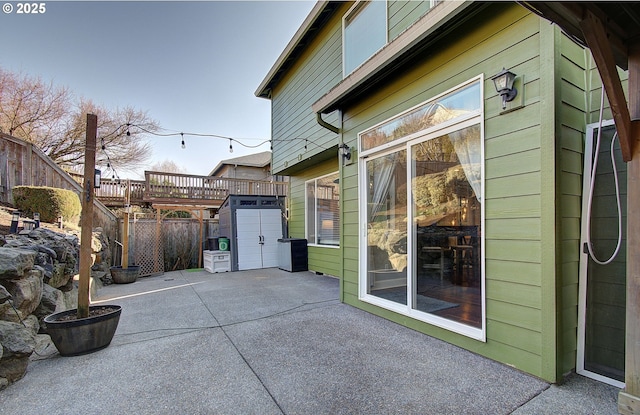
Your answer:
(487, 280), (542, 309)
(487, 300), (542, 332)
(488, 319), (543, 355)
(484, 101), (541, 140)
(485, 149), (540, 179)
(486, 259), (542, 286)
(561, 78), (588, 110)
(561, 188), (583, 211)
(486, 218), (541, 240)
(559, 56), (587, 88)
(560, 149), (584, 175)
(485, 172), (541, 198)
(562, 261), (580, 285)
(484, 125), (541, 159)
(485, 195), (541, 220)
(561, 217), (581, 240)
(388, 1), (431, 41)
(486, 239), (541, 263)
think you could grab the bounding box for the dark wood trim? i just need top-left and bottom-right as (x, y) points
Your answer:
(580, 10), (633, 162)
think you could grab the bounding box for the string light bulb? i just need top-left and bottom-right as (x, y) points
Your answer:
(181, 133), (186, 149)
(126, 124), (131, 136)
(229, 138), (233, 153)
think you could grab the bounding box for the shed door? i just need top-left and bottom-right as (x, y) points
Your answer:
(259, 209), (283, 268)
(578, 120), (626, 388)
(236, 210), (263, 270)
(236, 209), (283, 270)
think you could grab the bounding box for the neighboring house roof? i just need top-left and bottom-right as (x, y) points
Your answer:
(208, 151), (272, 176)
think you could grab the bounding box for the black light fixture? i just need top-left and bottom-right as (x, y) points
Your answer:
(491, 67), (518, 109)
(10, 211), (19, 234)
(33, 212), (40, 228)
(339, 143), (351, 162)
(94, 169), (102, 189)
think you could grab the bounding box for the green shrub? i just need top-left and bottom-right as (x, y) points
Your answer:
(12, 186), (81, 224)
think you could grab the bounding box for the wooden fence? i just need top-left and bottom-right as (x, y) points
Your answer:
(0, 133), (118, 239)
(115, 217), (219, 274)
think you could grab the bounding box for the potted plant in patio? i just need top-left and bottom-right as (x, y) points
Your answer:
(44, 114), (122, 356)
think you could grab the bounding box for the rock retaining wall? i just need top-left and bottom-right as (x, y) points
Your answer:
(0, 227), (112, 389)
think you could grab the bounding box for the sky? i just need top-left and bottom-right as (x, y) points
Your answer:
(0, 0), (315, 179)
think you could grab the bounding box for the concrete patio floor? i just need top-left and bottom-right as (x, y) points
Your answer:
(1, 268), (621, 414)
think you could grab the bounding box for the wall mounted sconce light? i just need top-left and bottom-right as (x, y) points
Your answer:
(10, 211), (19, 234)
(339, 143), (351, 162)
(491, 67), (518, 109)
(94, 169), (102, 189)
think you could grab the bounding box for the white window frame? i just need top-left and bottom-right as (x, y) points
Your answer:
(357, 76), (486, 341)
(342, 0), (388, 77)
(305, 172), (340, 248)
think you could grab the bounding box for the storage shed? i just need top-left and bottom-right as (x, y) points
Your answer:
(218, 195), (287, 271)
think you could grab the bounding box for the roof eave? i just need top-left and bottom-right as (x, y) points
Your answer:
(255, 1), (331, 99)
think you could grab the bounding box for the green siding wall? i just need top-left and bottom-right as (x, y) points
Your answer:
(265, 1), (633, 384)
(270, 3), (350, 175)
(388, 1), (432, 41)
(339, 4), (560, 381)
(288, 159), (341, 276)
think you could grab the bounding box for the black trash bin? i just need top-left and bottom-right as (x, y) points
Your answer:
(207, 237), (219, 251)
(277, 238), (308, 272)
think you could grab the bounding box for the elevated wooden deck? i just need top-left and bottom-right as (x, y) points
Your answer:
(95, 171), (288, 208)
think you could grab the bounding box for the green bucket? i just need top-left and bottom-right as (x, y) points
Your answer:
(218, 237), (230, 251)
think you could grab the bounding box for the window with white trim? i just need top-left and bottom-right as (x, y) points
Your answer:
(343, 0), (387, 77)
(306, 172), (340, 246)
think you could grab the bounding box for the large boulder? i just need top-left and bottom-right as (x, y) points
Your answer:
(0, 226), (109, 388)
(0, 269), (43, 322)
(0, 317), (37, 386)
(34, 283), (65, 322)
(0, 248), (36, 280)
(47, 263), (70, 289)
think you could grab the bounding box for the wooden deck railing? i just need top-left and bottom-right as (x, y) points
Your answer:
(95, 170), (288, 207)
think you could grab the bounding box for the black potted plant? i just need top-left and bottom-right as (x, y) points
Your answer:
(44, 114), (122, 356)
(110, 204), (140, 284)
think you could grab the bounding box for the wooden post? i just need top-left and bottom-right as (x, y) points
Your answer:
(156, 206), (162, 273)
(122, 180), (131, 269)
(619, 41), (640, 415)
(197, 209), (204, 268)
(77, 114), (97, 319)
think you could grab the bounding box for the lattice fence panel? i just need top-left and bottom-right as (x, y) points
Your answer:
(134, 220), (164, 276)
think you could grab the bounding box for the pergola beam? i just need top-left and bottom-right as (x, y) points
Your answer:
(579, 9), (634, 161)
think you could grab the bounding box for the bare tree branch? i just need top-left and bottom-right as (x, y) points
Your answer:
(0, 68), (158, 173)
